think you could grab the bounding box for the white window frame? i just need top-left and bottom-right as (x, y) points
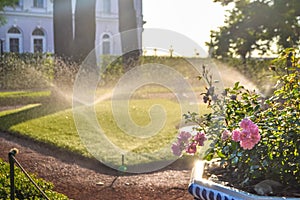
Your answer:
(31, 36), (46, 53)
(6, 27), (23, 53)
(33, 0), (44, 8)
(101, 33), (112, 55)
(31, 28), (46, 53)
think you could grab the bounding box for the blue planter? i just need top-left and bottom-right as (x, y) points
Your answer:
(188, 160), (300, 200)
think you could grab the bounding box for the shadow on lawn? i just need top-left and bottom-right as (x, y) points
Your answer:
(0, 95), (71, 130)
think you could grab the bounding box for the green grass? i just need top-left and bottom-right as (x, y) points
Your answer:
(0, 56), (218, 168)
(0, 90), (50, 106)
(0, 96), (209, 167)
(1, 104), (86, 156)
(0, 90), (50, 98)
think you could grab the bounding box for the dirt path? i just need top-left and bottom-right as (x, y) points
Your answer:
(0, 131), (194, 200)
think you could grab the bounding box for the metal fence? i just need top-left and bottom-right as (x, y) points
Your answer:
(8, 148), (50, 200)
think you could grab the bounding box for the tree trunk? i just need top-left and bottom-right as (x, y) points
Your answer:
(118, 0), (141, 71)
(53, 0), (73, 58)
(73, 0), (96, 63)
(52, 0), (97, 105)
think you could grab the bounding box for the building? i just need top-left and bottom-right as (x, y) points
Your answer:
(0, 0), (143, 55)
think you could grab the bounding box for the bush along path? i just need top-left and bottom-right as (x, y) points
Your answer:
(0, 131), (194, 200)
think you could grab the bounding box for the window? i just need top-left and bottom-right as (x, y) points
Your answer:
(102, 34), (111, 54)
(33, 0), (44, 8)
(9, 38), (20, 53)
(31, 28), (46, 53)
(32, 28), (44, 36)
(103, 0), (111, 14)
(33, 39), (43, 53)
(8, 27), (21, 34)
(7, 27), (22, 53)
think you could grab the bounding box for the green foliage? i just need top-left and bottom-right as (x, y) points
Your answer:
(99, 55), (203, 87)
(0, 158), (68, 199)
(0, 0), (18, 26)
(0, 53), (81, 92)
(210, 0), (300, 59)
(257, 48), (300, 185)
(0, 53), (54, 90)
(185, 48), (300, 188)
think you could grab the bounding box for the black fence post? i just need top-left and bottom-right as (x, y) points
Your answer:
(8, 148), (18, 200)
(0, 39), (3, 57)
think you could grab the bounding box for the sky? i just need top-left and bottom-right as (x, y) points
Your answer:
(142, 0), (231, 56)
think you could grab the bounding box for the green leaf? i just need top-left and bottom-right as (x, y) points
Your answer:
(204, 152), (214, 161)
(231, 156), (239, 165)
(217, 150), (226, 158)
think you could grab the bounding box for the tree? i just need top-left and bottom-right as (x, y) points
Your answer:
(53, 0), (96, 62)
(271, 0), (300, 48)
(118, 0), (141, 71)
(52, 0), (96, 102)
(53, 0), (73, 58)
(73, 0), (96, 63)
(210, 0), (300, 60)
(0, 0), (19, 25)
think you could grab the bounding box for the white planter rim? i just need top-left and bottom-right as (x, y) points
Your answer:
(188, 160), (300, 200)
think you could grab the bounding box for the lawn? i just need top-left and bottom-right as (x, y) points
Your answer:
(0, 90), (50, 106)
(0, 90), (210, 169)
(0, 56), (218, 169)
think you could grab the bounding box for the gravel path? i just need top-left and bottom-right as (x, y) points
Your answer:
(0, 131), (194, 200)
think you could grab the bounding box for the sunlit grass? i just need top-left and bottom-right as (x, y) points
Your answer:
(0, 90), (50, 106)
(0, 56), (218, 167)
(0, 97), (209, 166)
(0, 104), (41, 117)
(4, 106), (87, 156)
(0, 90), (50, 98)
(95, 99), (181, 151)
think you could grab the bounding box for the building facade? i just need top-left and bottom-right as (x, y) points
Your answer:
(0, 0), (143, 55)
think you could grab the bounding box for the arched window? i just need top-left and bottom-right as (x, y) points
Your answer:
(31, 28), (46, 53)
(102, 34), (111, 55)
(7, 27), (22, 53)
(8, 27), (21, 34)
(32, 28), (44, 36)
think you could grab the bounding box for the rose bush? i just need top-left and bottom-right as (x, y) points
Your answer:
(173, 48), (300, 190)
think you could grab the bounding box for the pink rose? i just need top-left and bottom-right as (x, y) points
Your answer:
(240, 140), (256, 150)
(194, 132), (207, 146)
(232, 130), (241, 142)
(232, 118), (261, 150)
(186, 142), (197, 154)
(222, 130), (232, 141)
(171, 143), (182, 156)
(178, 131), (192, 143)
(240, 118), (252, 130)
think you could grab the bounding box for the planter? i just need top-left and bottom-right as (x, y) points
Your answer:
(188, 160), (300, 200)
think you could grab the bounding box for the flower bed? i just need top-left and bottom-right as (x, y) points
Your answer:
(172, 48), (300, 197)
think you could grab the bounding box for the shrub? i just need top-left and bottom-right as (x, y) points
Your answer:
(0, 53), (54, 90)
(173, 48), (300, 189)
(0, 158), (68, 199)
